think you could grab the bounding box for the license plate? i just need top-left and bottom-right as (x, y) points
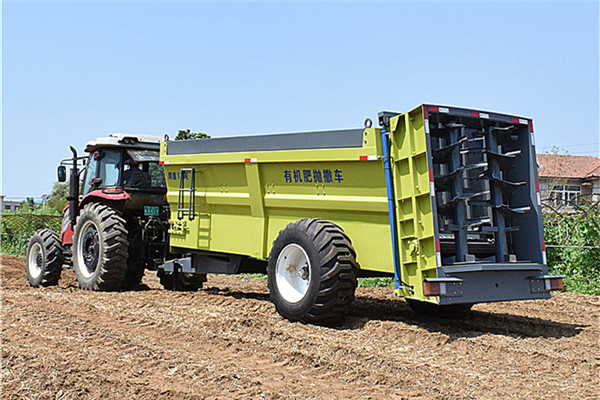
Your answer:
(144, 206), (159, 216)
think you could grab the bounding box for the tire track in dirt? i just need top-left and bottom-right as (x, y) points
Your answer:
(2, 255), (599, 399)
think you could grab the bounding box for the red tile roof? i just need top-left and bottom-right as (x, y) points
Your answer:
(536, 154), (600, 179)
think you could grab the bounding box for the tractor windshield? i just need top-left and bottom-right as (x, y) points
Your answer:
(82, 148), (165, 195)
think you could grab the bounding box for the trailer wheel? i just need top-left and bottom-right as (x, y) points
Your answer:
(25, 229), (63, 287)
(406, 299), (473, 318)
(157, 270), (206, 291)
(268, 218), (358, 324)
(73, 203), (129, 291)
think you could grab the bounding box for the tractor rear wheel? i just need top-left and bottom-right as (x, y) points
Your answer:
(73, 203), (129, 291)
(25, 229), (63, 287)
(267, 218), (358, 324)
(157, 270), (206, 291)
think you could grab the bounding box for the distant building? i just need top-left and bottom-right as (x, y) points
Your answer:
(536, 154), (600, 210)
(0, 195), (22, 213)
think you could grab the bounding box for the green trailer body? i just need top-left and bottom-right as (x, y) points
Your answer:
(159, 104), (562, 315)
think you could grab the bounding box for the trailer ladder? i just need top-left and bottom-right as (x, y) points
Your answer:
(177, 168), (195, 220)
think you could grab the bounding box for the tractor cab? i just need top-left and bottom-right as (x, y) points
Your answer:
(57, 134), (167, 209)
(80, 134), (166, 195)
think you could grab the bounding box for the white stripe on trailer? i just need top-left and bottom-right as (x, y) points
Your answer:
(519, 118), (528, 125)
(430, 182), (435, 196)
(425, 119), (430, 134)
(542, 251), (547, 265)
(439, 107), (449, 113)
(479, 113), (489, 119)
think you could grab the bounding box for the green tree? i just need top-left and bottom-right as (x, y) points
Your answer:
(46, 181), (69, 214)
(20, 197), (36, 212)
(174, 129), (210, 140)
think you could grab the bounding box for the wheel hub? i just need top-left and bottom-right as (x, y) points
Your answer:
(275, 244), (311, 303)
(77, 221), (100, 278)
(27, 242), (43, 279)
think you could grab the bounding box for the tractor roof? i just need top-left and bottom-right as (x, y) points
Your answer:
(85, 133), (162, 153)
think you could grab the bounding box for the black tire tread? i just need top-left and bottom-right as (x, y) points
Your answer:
(26, 229), (63, 287)
(73, 203), (129, 291)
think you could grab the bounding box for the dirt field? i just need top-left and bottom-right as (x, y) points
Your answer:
(1, 255), (598, 399)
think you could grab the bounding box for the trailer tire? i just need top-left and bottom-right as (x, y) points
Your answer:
(73, 203), (129, 291)
(25, 229), (63, 287)
(406, 299), (473, 318)
(268, 218), (358, 324)
(157, 270), (206, 291)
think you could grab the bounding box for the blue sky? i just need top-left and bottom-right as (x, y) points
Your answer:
(2, 1), (599, 199)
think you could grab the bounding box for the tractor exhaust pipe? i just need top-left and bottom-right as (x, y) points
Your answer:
(67, 146), (80, 229)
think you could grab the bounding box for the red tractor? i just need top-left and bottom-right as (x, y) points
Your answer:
(25, 133), (205, 291)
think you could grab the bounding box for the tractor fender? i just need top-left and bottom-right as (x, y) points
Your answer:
(79, 190), (131, 209)
(61, 190), (131, 245)
(60, 207), (74, 245)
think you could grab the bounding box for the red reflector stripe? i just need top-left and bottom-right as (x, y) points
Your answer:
(471, 111), (480, 117)
(423, 281), (441, 296)
(159, 161), (164, 165)
(429, 168), (434, 182)
(429, 106), (439, 112)
(244, 158), (251, 163)
(536, 180), (540, 192)
(511, 117), (519, 123)
(550, 278), (564, 291)
(435, 238), (440, 252)
(359, 156), (368, 161)
(541, 239), (546, 251)
(423, 106), (429, 119)
(529, 120), (534, 133)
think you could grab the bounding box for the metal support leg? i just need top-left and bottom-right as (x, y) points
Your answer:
(487, 127), (508, 262)
(447, 123), (468, 262)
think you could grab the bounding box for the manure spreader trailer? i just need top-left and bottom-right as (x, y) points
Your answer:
(27, 104), (564, 323)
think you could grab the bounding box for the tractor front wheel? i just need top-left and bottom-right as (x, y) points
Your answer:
(25, 229), (63, 287)
(73, 203), (129, 291)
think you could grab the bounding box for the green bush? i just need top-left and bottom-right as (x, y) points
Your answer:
(544, 204), (600, 295)
(0, 208), (62, 257)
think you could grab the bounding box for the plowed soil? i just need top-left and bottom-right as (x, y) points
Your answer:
(1, 255), (598, 399)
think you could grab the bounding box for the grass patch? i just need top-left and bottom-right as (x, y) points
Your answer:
(240, 273), (268, 282)
(357, 277), (395, 288)
(239, 274), (395, 288)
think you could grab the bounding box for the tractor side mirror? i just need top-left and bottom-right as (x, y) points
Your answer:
(57, 166), (67, 182)
(91, 176), (103, 187)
